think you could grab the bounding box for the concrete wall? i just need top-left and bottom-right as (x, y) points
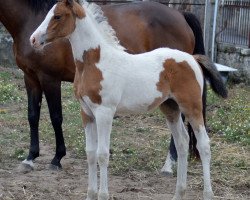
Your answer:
(216, 44), (250, 84)
(0, 24), (15, 67)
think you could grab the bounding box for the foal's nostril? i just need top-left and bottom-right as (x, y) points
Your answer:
(40, 42), (44, 45)
(32, 37), (36, 44)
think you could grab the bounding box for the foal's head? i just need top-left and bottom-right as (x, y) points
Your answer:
(30, 0), (85, 49)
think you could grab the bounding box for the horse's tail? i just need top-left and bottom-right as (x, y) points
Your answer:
(194, 55), (228, 98)
(183, 12), (205, 159)
(183, 12), (205, 55)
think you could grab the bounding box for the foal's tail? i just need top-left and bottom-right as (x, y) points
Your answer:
(194, 55), (228, 98)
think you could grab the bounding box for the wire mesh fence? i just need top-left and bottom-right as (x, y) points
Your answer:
(217, 0), (250, 47)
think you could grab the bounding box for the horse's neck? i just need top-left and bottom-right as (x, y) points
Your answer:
(0, 0), (43, 39)
(69, 14), (113, 62)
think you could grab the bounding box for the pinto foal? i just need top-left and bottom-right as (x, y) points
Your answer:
(30, 0), (214, 199)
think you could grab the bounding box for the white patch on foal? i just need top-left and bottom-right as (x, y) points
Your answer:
(30, 5), (56, 48)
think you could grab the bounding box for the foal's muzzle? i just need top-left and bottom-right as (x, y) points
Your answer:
(30, 33), (47, 50)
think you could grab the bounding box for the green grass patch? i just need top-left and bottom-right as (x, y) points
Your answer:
(0, 70), (22, 103)
(207, 85), (250, 145)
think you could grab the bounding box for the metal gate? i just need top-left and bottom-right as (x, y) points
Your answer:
(217, 0), (250, 48)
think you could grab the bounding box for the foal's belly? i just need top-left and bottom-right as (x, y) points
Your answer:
(115, 80), (164, 115)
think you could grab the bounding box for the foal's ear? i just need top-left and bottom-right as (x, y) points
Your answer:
(72, 1), (86, 19)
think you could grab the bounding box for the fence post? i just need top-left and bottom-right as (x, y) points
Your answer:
(211, 0), (219, 62)
(249, 32), (250, 48)
(204, 0), (212, 56)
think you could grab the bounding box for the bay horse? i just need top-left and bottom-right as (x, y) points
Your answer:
(30, 1), (225, 199)
(0, 0), (226, 172)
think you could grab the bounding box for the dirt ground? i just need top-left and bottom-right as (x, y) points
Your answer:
(0, 144), (206, 200)
(0, 142), (248, 200)
(0, 141), (211, 200)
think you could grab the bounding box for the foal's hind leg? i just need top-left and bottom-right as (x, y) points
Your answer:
(160, 100), (189, 200)
(178, 97), (213, 200)
(189, 123), (213, 200)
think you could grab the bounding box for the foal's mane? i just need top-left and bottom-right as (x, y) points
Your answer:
(27, 0), (57, 13)
(81, 1), (125, 51)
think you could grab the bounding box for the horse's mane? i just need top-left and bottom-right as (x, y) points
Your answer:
(27, 0), (57, 13)
(81, 1), (125, 51)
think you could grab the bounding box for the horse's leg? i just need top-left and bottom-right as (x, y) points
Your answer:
(20, 74), (42, 171)
(176, 82), (213, 200)
(42, 79), (66, 169)
(84, 116), (98, 200)
(95, 107), (114, 200)
(191, 124), (213, 200)
(160, 100), (189, 200)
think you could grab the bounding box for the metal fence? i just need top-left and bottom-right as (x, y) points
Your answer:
(217, 0), (250, 47)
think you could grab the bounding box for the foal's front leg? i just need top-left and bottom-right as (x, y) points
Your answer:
(95, 107), (114, 200)
(85, 121), (98, 200)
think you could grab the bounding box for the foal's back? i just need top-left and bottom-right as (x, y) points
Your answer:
(98, 47), (202, 114)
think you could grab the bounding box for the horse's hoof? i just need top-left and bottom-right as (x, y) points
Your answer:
(48, 163), (62, 171)
(18, 161), (34, 174)
(161, 170), (173, 177)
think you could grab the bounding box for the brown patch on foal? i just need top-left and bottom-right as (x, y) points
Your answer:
(160, 99), (180, 123)
(150, 59), (203, 128)
(74, 47), (103, 105)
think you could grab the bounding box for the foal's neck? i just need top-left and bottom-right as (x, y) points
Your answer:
(69, 13), (115, 62)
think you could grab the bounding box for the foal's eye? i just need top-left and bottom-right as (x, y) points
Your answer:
(54, 15), (61, 20)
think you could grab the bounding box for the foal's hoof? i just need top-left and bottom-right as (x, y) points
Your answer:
(98, 193), (109, 200)
(18, 160), (34, 173)
(171, 195), (182, 200)
(86, 190), (97, 200)
(203, 190), (214, 200)
(161, 170), (173, 177)
(49, 163), (62, 171)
